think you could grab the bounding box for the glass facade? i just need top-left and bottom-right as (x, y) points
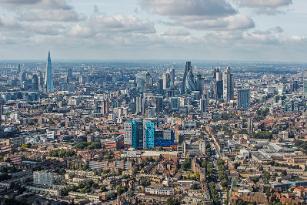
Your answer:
(182, 61), (196, 94)
(238, 89), (250, 110)
(45, 51), (54, 93)
(145, 121), (155, 149)
(131, 120), (143, 149)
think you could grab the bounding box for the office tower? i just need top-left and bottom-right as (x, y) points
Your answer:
(216, 81), (223, 100)
(144, 121), (155, 149)
(162, 72), (171, 90)
(45, 51), (54, 93)
(304, 70), (307, 98)
(196, 74), (204, 94)
(145, 72), (153, 89)
(155, 96), (163, 113)
(154, 129), (175, 147)
(213, 68), (217, 79)
(20, 71), (29, 90)
(214, 68), (222, 81)
(182, 61), (196, 94)
(248, 118), (253, 135)
(157, 78), (164, 95)
(124, 122), (132, 145)
(146, 107), (156, 118)
(131, 119), (143, 149)
(291, 80), (299, 92)
(67, 68), (73, 83)
(214, 69), (223, 100)
(79, 75), (85, 85)
(101, 100), (109, 115)
(38, 71), (44, 91)
(170, 97), (180, 111)
(237, 89), (250, 110)
(199, 94), (208, 113)
(32, 74), (39, 91)
(17, 64), (21, 74)
(136, 74), (145, 92)
(223, 67), (234, 102)
(169, 68), (175, 87)
(135, 96), (144, 115)
(21, 71), (27, 82)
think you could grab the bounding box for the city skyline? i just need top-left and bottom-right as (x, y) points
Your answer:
(0, 0), (306, 62)
(0, 57), (306, 204)
(0, 1), (306, 205)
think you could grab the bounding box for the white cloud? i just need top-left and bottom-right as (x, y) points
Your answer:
(161, 29), (190, 36)
(234, 0), (292, 8)
(232, 0), (293, 15)
(0, 0), (40, 5)
(0, 0), (305, 61)
(0, 0), (72, 10)
(91, 15), (155, 34)
(178, 14), (254, 30)
(68, 15), (156, 38)
(0, 0), (81, 22)
(19, 9), (83, 22)
(140, 0), (254, 31)
(141, 0), (236, 17)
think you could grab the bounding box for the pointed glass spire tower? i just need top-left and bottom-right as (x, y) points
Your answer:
(45, 51), (54, 93)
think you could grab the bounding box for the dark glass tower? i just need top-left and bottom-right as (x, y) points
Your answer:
(131, 119), (143, 149)
(238, 89), (250, 110)
(223, 67), (234, 102)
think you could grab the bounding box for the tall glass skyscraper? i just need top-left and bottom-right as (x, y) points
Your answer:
(131, 119), (143, 149)
(223, 67), (234, 102)
(182, 61), (196, 94)
(214, 68), (223, 100)
(237, 89), (250, 110)
(162, 72), (171, 90)
(45, 51), (54, 93)
(144, 121), (155, 149)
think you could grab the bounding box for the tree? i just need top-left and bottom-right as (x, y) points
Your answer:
(140, 177), (151, 187)
(166, 198), (180, 205)
(208, 182), (220, 205)
(263, 171), (270, 184)
(117, 185), (127, 195)
(21, 144), (31, 149)
(281, 170), (287, 177)
(182, 159), (191, 171)
(254, 131), (272, 139)
(50, 149), (75, 158)
(100, 185), (107, 192)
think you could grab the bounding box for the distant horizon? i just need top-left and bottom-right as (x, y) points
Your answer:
(0, 58), (307, 65)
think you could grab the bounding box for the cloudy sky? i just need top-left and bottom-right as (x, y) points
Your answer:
(0, 0), (306, 62)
